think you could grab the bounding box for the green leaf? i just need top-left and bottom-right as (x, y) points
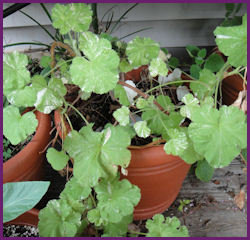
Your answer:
(95, 178), (141, 223)
(32, 76), (67, 114)
(195, 57), (204, 65)
(146, 214), (189, 237)
(46, 148), (69, 171)
(3, 181), (50, 223)
(119, 59), (133, 73)
(169, 57), (179, 68)
(195, 159), (214, 182)
(40, 56), (52, 68)
(6, 86), (37, 107)
(190, 69), (217, 100)
(126, 36), (160, 67)
(60, 177), (91, 202)
(3, 51), (30, 96)
(149, 58), (168, 77)
(204, 53), (225, 73)
(180, 93), (199, 119)
(38, 199), (83, 237)
(70, 53), (119, 94)
(188, 105), (247, 168)
(87, 208), (106, 227)
(136, 97), (150, 109)
(198, 48), (207, 58)
(214, 14), (247, 67)
(102, 214), (133, 237)
(134, 121), (151, 138)
(51, 3), (92, 35)
(3, 106), (38, 145)
(113, 106), (130, 126)
(186, 45), (200, 58)
(241, 148), (247, 162)
(64, 125), (131, 187)
(190, 64), (201, 79)
(114, 84), (130, 106)
(164, 129), (188, 156)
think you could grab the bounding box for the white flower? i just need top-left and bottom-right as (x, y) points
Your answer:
(176, 85), (190, 102)
(123, 80), (138, 104)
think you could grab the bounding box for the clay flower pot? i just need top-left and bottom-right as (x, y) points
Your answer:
(121, 145), (190, 220)
(3, 111), (52, 183)
(5, 208), (39, 227)
(125, 65), (148, 82)
(54, 110), (190, 220)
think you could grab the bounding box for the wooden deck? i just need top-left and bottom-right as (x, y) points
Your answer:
(164, 156), (247, 237)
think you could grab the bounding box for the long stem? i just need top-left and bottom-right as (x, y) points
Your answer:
(90, 193), (97, 208)
(65, 101), (89, 126)
(128, 230), (147, 236)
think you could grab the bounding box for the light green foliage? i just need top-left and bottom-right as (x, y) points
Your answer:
(94, 178), (141, 223)
(102, 214), (133, 237)
(113, 106), (130, 126)
(178, 199), (191, 212)
(40, 56), (52, 68)
(180, 93), (199, 119)
(60, 177), (91, 202)
(126, 36), (160, 67)
(164, 129), (188, 156)
(32, 76), (67, 114)
(3, 138), (12, 162)
(145, 214), (189, 237)
(195, 159), (214, 182)
(38, 199), (85, 237)
(190, 69), (217, 100)
(70, 32), (120, 94)
(204, 53), (225, 73)
(51, 3), (92, 35)
(149, 58), (168, 77)
(214, 14), (247, 67)
(3, 106), (38, 145)
(134, 121), (151, 138)
(64, 125), (131, 187)
(3, 52), (30, 96)
(46, 148), (69, 171)
(119, 59), (133, 73)
(114, 84), (130, 106)
(136, 97), (150, 109)
(188, 105), (247, 168)
(3, 181), (50, 223)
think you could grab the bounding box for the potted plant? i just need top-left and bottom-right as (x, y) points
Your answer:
(3, 3), (246, 237)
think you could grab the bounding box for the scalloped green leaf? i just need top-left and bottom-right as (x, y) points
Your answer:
(195, 159), (214, 182)
(38, 199), (84, 237)
(149, 58), (168, 77)
(32, 76), (67, 114)
(60, 177), (91, 202)
(134, 121), (151, 138)
(64, 125), (131, 187)
(114, 84), (130, 107)
(87, 208), (106, 227)
(3, 181), (50, 223)
(3, 106), (38, 145)
(190, 69), (217, 100)
(113, 106), (130, 126)
(46, 148), (69, 171)
(51, 3), (92, 35)
(164, 129), (188, 156)
(204, 53), (224, 73)
(6, 86), (37, 107)
(188, 105), (247, 168)
(119, 59), (133, 73)
(70, 53), (119, 94)
(102, 214), (133, 237)
(126, 37), (160, 67)
(214, 14), (247, 67)
(3, 51), (30, 96)
(95, 178), (141, 223)
(146, 214), (189, 237)
(180, 93), (199, 119)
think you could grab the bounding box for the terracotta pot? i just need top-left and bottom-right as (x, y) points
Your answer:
(125, 65), (148, 82)
(3, 111), (52, 183)
(5, 208), (39, 227)
(222, 74), (246, 106)
(120, 145), (190, 220)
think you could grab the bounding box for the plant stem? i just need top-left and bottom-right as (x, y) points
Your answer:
(65, 101), (89, 126)
(63, 113), (73, 131)
(90, 193), (97, 208)
(128, 230), (147, 236)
